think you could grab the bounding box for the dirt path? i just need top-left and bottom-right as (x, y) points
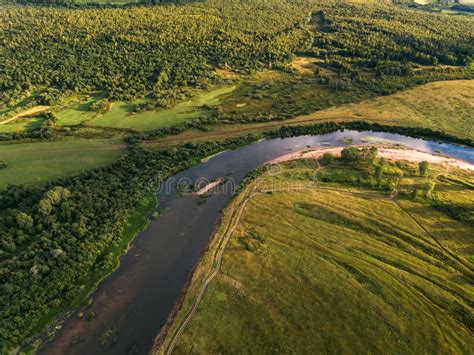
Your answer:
(0, 105), (50, 125)
(144, 114), (472, 148)
(162, 181), (392, 354)
(164, 182), (261, 355)
(162, 177), (472, 353)
(393, 199), (473, 273)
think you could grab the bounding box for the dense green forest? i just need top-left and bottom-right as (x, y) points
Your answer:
(1, 0), (473, 352)
(1, 0), (473, 134)
(1, 0), (473, 109)
(0, 0), (313, 105)
(309, 4), (473, 67)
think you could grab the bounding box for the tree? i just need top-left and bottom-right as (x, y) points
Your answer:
(16, 212), (33, 231)
(419, 161), (430, 176)
(424, 181), (435, 197)
(375, 157), (387, 181)
(340, 147), (378, 167)
(318, 153), (335, 166)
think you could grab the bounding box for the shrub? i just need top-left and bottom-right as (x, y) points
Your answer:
(318, 153), (336, 166)
(340, 146), (378, 167)
(419, 161), (430, 176)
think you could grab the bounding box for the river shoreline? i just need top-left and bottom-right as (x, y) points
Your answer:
(269, 145), (474, 170)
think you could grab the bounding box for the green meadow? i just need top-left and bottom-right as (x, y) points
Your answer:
(0, 117), (44, 133)
(0, 139), (125, 189)
(53, 86), (235, 131)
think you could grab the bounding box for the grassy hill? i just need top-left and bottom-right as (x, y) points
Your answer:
(162, 152), (474, 354)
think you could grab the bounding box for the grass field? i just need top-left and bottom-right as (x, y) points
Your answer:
(303, 80), (474, 138)
(162, 157), (474, 354)
(90, 86), (235, 130)
(53, 86), (235, 131)
(55, 96), (101, 126)
(146, 79), (474, 148)
(0, 139), (125, 189)
(0, 117), (44, 133)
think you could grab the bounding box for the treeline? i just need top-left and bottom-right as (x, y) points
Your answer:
(0, 133), (258, 352)
(264, 121), (474, 147)
(0, 0), (312, 105)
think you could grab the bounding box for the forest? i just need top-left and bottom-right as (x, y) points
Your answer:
(1, 0), (473, 111)
(0, 0), (473, 352)
(0, 0), (313, 105)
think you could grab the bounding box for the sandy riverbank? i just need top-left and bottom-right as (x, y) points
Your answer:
(196, 179), (223, 195)
(269, 145), (474, 171)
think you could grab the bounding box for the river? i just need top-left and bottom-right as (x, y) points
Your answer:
(39, 130), (473, 354)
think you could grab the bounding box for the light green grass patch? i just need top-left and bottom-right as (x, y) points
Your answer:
(0, 117), (45, 133)
(56, 98), (97, 126)
(88, 86), (235, 131)
(0, 139), (125, 189)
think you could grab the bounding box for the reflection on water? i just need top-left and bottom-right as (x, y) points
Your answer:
(40, 131), (473, 355)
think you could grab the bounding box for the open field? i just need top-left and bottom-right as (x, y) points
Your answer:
(161, 156), (474, 354)
(0, 117), (45, 133)
(52, 86), (235, 131)
(0, 105), (50, 133)
(303, 80), (474, 138)
(0, 139), (125, 189)
(89, 86), (235, 130)
(146, 79), (474, 148)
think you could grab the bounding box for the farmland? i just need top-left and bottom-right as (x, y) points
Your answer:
(163, 153), (474, 354)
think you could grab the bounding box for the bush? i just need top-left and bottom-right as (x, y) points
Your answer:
(419, 161), (430, 176)
(90, 100), (112, 115)
(318, 153), (335, 166)
(340, 147), (378, 167)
